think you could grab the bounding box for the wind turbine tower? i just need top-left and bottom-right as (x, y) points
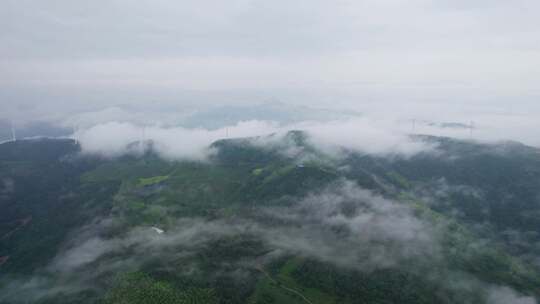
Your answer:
(140, 125), (146, 155)
(10, 122), (17, 142)
(72, 125), (78, 145)
(225, 114), (230, 139)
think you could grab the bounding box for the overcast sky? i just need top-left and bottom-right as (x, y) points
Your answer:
(1, 0), (540, 136)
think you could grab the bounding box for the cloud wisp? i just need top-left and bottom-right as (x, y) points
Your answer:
(75, 116), (436, 160)
(2, 180), (535, 303)
(76, 120), (280, 160)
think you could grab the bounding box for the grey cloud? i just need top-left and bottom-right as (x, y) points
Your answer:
(1, 0), (540, 133)
(2, 180), (441, 302)
(70, 103), (540, 161)
(74, 117), (436, 160)
(49, 218), (238, 272)
(2, 0), (539, 59)
(255, 180), (441, 270)
(487, 286), (537, 304)
(50, 181), (440, 274)
(76, 120), (280, 160)
(2, 179), (536, 303)
(1, 217), (250, 303)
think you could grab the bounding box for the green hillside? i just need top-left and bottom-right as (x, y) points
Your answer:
(0, 133), (539, 304)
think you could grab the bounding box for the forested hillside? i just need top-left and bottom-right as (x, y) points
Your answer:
(1, 133), (539, 304)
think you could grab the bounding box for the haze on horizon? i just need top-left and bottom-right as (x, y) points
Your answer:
(1, 0), (540, 146)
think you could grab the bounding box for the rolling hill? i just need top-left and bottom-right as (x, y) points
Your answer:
(0, 132), (539, 304)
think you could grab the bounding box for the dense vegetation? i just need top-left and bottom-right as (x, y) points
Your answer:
(0, 133), (539, 303)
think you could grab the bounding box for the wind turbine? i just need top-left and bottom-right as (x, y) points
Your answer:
(139, 124), (146, 155)
(224, 115), (231, 139)
(72, 124), (79, 145)
(10, 122), (17, 142)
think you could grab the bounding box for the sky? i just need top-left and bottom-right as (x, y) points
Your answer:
(1, 0), (540, 147)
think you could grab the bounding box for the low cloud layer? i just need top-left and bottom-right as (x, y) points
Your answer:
(488, 286), (537, 304)
(1, 180), (535, 303)
(76, 120), (280, 160)
(50, 101), (539, 161)
(258, 180), (439, 270)
(75, 116), (435, 160)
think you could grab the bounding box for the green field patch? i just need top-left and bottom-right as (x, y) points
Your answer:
(252, 168), (264, 176)
(82, 159), (174, 183)
(138, 175), (170, 187)
(261, 165), (296, 184)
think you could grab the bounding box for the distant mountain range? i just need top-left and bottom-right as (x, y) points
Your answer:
(0, 120), (71, 143)
(1, 102), (361, 142)
(178, 102), (362, 129)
